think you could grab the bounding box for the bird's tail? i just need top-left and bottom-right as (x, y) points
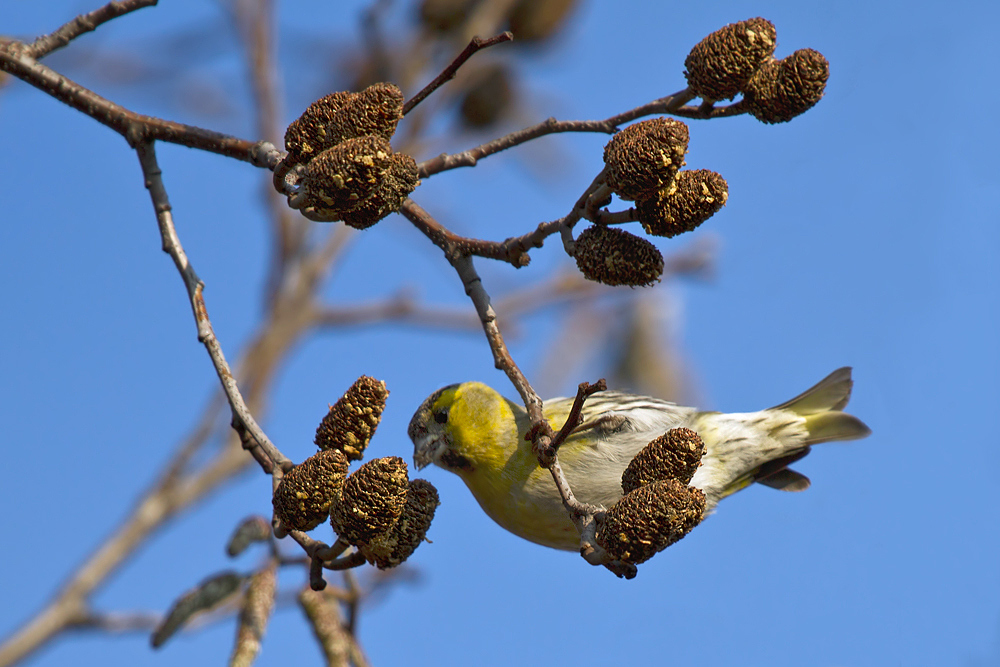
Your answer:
(752, 367), (871, 492)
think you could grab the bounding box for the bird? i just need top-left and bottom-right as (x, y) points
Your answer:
(408, 367), (871, 552)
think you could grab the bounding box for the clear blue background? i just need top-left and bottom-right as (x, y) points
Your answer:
(2, 1), (998, 666)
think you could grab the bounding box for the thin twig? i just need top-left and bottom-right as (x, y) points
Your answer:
(287, 532), (350, 563)
(499, 168), (611, 264)
(401, 200), (546, 424)
(671, 99), (748, 119)
(543, 379), (608, 452)
(403, 32), (513, 115)
(310, 557), (328, 591)
(400, 197), (531, 267)
(325, 552), (367, 571)
(134, 140), (291, 474)
(418, 117), (617, 177)
(591, 208), (638, 225)
(311, 296), (479, 331)
(417, 89), (701, 178)
(24, 0), (158, 59)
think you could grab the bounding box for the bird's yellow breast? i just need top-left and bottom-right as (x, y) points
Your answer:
(446, 390), (593, 550)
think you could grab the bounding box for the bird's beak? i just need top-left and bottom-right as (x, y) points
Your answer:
(412, 434), (440, 470)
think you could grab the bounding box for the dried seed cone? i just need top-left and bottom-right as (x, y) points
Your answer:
(604, 118), (689, 202)
(597, 479), (706, 564)
(342, 152), (419, 230)
(621, 427), (706, 494)
(636, 169), (728, 238)
(460, 64), (514, 129)
(272, 450), (349, 532)
(574, 225), (664, 287)
(299, 135), (394, 219)
(283, 83), (404, 169)
(684, 18), (777, 101)
(507, 0), (579, 42)
(331, 456), (410, 544)
(315, 376), (389, 461)
(283, 91), (353, 170)
(743, 49), (830, 124)
(350, 82), (406, 138)
(359, 479), (440, 569)
(419, 0), (476, 32)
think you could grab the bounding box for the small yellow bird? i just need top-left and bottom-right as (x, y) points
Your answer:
(409, 367), (871, 551)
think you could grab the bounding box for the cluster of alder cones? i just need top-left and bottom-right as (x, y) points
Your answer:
(596, 427), (709, 565)
(273, 18), (827, 291)
(575, 17), (829, 288)
(272, 376), (439, 570)
(275, 83), (419, 228)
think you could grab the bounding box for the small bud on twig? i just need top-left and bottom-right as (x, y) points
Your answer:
(574, 225), (664, 287)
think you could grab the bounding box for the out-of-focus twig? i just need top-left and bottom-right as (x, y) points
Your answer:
(23, 0), (159, 59)
(299, 588), (370, 667)
(311, 295), (479, 331)
(230, 0), (313, 310)
(229, 562), (277, 667)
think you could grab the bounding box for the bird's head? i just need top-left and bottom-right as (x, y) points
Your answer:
(408, 382), (523, 475)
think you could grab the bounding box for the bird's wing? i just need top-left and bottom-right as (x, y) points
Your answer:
(542, 392), (693, 439)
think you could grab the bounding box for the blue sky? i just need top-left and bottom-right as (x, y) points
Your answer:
(2, 1), (999, 666)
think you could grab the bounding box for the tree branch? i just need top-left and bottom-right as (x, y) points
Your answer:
(135, 140), (291, 475)
(23, 0), (159, 59)
(0, 44), (258, 162)
(311, 295), (479, 331)
(417, 89), (701, 178)
(403, 32), (513, 115)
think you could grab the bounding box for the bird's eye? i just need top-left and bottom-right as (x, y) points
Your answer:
(433, 408), (449, 424)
